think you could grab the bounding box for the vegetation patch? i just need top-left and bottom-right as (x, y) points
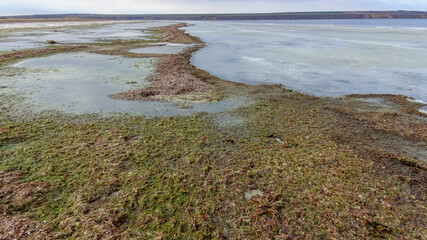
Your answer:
(0, 45), (87, 66)
(109, 47), (221, 104)
(108, 23), (223, 105)
(0, 21), (426, 239)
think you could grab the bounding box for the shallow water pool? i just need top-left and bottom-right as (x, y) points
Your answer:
(0, 52), (248, 117)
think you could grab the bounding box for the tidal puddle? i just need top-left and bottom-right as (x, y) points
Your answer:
(0, 39), (44, 51)
(2, 52), (154, 113)
(355, 98), (394, 108)
(129, 43), (196, 54)
(0, 52), (248, 117)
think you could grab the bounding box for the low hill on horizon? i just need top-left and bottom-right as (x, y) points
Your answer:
(2, 11), (427, 21)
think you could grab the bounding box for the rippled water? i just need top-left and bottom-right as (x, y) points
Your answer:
(185, 19), (427, 101)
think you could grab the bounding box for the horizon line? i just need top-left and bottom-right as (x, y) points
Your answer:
(2, 10), (427, 18)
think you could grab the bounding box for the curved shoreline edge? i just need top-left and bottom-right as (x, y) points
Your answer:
(0, 20), (426, 239)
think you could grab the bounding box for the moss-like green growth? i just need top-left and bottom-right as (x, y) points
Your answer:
(0, 21), (426, 240)
(1, 92), (426, 239)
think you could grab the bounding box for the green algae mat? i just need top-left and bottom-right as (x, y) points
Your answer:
(1, 22), (426, 239)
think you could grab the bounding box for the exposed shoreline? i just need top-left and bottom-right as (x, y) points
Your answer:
(107, 23), (222, 105)
(0, 20), (425, 164)
(0, 20), (426, 239)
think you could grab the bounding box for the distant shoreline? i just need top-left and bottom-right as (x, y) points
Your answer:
(1, 11), (427, 21)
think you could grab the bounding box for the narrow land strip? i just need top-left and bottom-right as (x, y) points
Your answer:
(0, 21), (426, 239)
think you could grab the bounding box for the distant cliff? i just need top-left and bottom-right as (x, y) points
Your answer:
(3, 11), (427, 21)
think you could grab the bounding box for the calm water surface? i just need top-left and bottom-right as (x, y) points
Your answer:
(0, 21), (174, 51)
(1, 20), (425, 116)
(185, 19), (427, 101)
(0, 52), (247, 116)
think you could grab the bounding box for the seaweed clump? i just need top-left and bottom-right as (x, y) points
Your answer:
(108, 23), (222, 105)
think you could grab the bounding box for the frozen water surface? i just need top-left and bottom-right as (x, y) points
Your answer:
(185, 19), (427, 102)
(0, 21), (175, 51)
(0, 52), (247, 117)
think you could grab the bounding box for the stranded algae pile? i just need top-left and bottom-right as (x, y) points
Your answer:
(0, 22), (426, 239)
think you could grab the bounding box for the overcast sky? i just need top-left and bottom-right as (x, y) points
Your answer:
(1, 0), (426, 16)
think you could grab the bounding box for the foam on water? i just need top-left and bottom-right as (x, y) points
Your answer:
(184, 19), (427, 102)
(408, 98), (427, 105)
